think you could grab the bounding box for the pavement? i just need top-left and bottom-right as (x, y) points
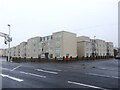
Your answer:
(0, 57), (119, 89)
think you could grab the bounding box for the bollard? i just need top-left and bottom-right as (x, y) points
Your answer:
(70, 56), (72, 61)
(76, 56), (78, 60)
(63, 56), (65, 61)
(66, 56), (68, 62)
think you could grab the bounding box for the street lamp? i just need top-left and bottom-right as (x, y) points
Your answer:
(8, 24), (11, 62)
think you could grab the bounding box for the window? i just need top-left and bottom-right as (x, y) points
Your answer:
(43, 37), (45, 41)
(40, 38), (42, 42)
(55, 47), (60, 51)
(51, 36), (52, 39)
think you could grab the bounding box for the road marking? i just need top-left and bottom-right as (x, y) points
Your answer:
(20, 71), (46, 78)
(11, 65), (22, 71)
(98, 68), (117, 71)
(35, 69), (58, 74)
(1, 67), (11, 71)
(43, 68), (62, 71)
(68, 81), (109, 90)
(0, 74), (24, 82)
(87, 73), (119, 79)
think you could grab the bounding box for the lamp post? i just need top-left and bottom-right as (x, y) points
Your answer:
(8, 24), (11, 62)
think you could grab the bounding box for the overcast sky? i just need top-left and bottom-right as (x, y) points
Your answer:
(0, 0), (119, 49)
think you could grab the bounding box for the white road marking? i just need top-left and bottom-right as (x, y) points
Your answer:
(20, 71), (46, 78)
(1, 67), (11, 71)
(43, 68), (62, 71)
(98, 68), (117, 71)
(87, 73), (119, 79)
(68, 81), (109, 90)
(11, 65), (22, 71)
(0, 74), (24, 82)
(35, 69), (58, 74)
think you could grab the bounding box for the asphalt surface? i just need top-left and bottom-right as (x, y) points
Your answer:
(0, 57), (119, 89)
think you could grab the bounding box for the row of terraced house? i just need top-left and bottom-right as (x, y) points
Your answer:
(0, 31), (114, 59)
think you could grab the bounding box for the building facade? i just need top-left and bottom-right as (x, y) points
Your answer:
(106, 42), (114, 56)
(15, 45), (20, 57)
(10, 47), (16, 57)
(95, 39), (107, 56)
(20, 42), (27, 58)
(77, 36), (113, 57)
(52, 31), (77, 58)
(26, 37), (41, 58)
(25, 31), (77, 58)
(77, 36), (92, 57)
(1, 31), (114, 59)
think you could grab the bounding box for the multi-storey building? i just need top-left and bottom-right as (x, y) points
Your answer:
(1, 31), (114, 59)
(95, 39), (107, 56)
(77, 37), (113, 57)
(106, 42), (114, 56)
(26, 31), (77, 58)
(90, 39), (97, 57)
(77, 36), (92, 57)
(10, 47), (16, 57)
(15, 45), (20, 57)
(20, 42), (27, 58)
(52, 31), (77, 58)
(26, 37), (41, 58)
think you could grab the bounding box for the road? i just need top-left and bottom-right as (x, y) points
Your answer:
(0, 57), (119, 89)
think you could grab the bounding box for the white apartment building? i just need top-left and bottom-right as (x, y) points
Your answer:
(106, 42), (114, 56)
(26, 37), (42, 58)
(1, 31), (114, 59)
(20, 42), (27, 58)
(52, 31), (77, 58)
(90, 39), (97, 56)
(26, 31), (77, 58)
(77, 36), (113, 57)
(15, 45), (20, 57)
(95, 39), (107, 56)
(77, 36), (92, 57)
(40, 35), (53, 58)
(10, 47), (16, 57)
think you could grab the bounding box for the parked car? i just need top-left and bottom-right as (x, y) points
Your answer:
(115, 55), (120, 59)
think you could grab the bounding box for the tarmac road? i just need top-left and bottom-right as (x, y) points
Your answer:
(0, 57), (119, 89)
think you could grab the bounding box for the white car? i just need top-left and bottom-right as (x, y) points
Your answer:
(115, 55), (120, 59)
